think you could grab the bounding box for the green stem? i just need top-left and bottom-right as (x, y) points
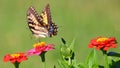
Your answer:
(40, 52), (46, 68)
(102, 50), (109, 68)
(42, 60), (46, 68)
(68, 57), (71, 65)
(14, 62), (20, 68)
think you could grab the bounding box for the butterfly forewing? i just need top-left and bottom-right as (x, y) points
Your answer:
(27, 6), (49, 38)
(27, 7), (41, 26)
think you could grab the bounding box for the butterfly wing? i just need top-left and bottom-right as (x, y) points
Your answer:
(27, 6), (49, 38)
(40, 4), (58, 37)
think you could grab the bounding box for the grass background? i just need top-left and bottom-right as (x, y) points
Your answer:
(0, 0), (120, 68)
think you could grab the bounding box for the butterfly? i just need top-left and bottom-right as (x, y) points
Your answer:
(27, 4), (58, 38)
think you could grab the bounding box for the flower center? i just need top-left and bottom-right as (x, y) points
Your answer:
(33, 42), (46, 48)
(11, 53), (20, 58)
(97, 38), (108, 43)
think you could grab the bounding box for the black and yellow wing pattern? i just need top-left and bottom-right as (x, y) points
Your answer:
(27, 4), (57, 38)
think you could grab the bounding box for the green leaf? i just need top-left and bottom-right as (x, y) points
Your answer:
(85, 49), (99, 68)
(77, 63), (85, 68)
(58, 60), (66, 68)
(61, 38), (66, 44)
(107, 52), (120, 57)
(110, 60), (120, 68)
(108, 54), (120, 68)
(69, 38), (75, 50)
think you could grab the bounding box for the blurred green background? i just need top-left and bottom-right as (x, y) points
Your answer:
(0, 0), (120, 68)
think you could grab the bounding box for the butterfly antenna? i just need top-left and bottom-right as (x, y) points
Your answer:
(58, 25), (62, 28)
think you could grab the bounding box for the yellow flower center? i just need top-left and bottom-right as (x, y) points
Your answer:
(33, 42), (46, 48)
(97, 38), (108, 43)
(11, 53), (20, 58)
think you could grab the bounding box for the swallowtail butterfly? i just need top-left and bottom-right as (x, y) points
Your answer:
(27, 4), (57, 38)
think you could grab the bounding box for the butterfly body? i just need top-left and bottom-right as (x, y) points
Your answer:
(27, 4), (57, 38)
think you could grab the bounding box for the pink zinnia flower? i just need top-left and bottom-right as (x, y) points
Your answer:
(27, 42), (54, 56)
(88, 36), (117, 51)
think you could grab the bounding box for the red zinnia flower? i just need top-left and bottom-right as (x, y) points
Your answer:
(88, 37), (117, 51)
(27, 42), (54, 56)
(3, 52), (28, 63)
